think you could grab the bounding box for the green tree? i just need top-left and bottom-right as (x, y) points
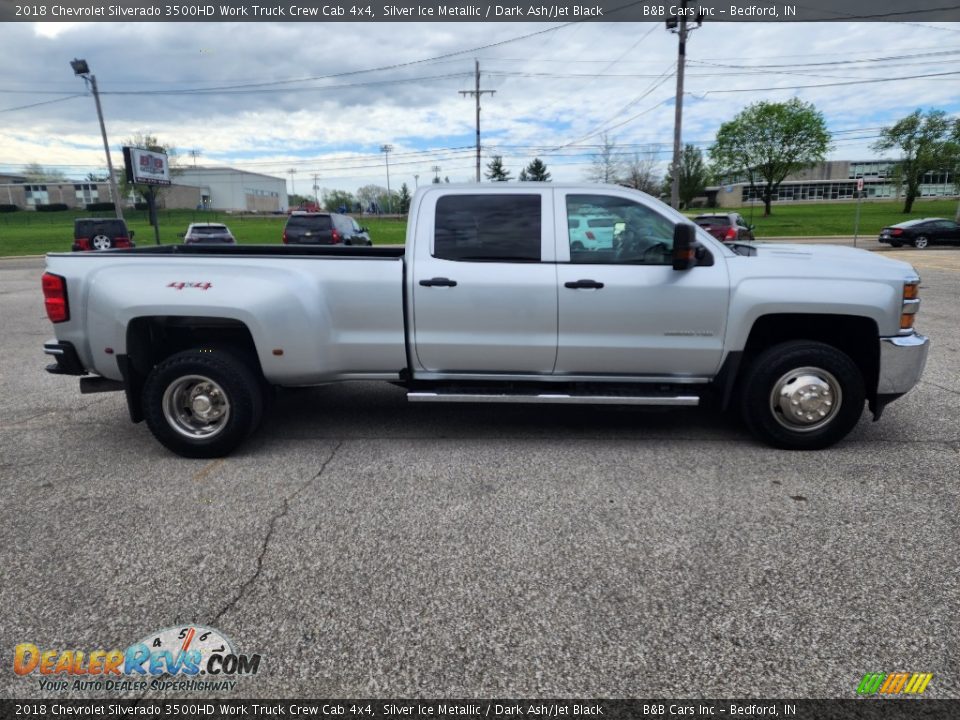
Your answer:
(518, 168), (529, 182)
(397, 182), (412, 214)
(523, 158), (551, 182)
(485, 155), (511, 182)
(709, 99), (830, 216)
(663, 145), (710, 208)
(321, 189), (356, 212)
(872, 109), (960, 213)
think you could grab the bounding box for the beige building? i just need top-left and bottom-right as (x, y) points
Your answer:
(0, 165), (284, 212)
(706, 159), (957, 209)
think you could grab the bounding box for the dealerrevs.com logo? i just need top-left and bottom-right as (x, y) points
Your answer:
(857, 672), (933, 695)
(13, 625), (261, 693)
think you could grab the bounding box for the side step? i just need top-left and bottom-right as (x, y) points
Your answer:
(408, 392), (699, 406)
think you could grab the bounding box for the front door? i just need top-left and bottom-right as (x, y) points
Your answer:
(554, 190), (729, 378)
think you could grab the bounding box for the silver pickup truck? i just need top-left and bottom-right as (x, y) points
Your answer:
(42, 184), (929, 457)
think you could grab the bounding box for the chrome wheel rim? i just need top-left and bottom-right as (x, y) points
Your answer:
(769, 366), (842, 432)
(162, 374), (231, 439)
(92, 234), (111, 250)
(915, 236), (928, 249)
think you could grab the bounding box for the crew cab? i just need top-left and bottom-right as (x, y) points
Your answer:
(41, 184), (929, 458)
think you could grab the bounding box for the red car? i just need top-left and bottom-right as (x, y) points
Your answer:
(694, 213), (755, 243)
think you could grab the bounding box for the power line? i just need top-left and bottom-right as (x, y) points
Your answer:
(0, 94), (85, 114)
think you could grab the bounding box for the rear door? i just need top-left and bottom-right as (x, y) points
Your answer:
(411, 189), (558, 374)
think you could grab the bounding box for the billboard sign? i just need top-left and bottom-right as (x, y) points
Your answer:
(123, 146), (171, 186)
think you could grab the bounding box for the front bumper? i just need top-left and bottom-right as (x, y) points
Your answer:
(877, 333), (929, 395)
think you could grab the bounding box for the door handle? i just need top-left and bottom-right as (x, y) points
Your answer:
(419, 277), (458, 287)
(564, 279), (604, 289)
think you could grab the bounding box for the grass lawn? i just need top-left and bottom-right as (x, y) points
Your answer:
(694, 198), (958, 238)
(0, 199), (956, 257)
(0, 209), (409, 256)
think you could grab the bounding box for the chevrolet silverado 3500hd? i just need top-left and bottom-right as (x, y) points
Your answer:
(42, 184), (929, 457)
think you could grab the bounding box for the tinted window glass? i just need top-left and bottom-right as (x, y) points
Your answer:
(567, 194), (674, 265)
(434, 194), (541, 262)
(76, 220), (125, 236)
(287, 215), (332, 230)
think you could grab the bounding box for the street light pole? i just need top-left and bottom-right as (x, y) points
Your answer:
(381, 144), (393, 214)
(71, 59), (123, 222)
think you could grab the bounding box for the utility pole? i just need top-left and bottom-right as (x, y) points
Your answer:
(189, 149), (200, 169)
(414, 174), (419, 189)
(459, 59), (496, 182)
(312, 173), (320, 207)
(381, 144), (393, 214)
(71, 59), (124, 222)
(431, 165), (441, 183)
(666, 4), (701, 210)
(288, 168), (296, 197)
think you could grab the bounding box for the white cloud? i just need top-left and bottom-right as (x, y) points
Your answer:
(2, 20), (958, 192)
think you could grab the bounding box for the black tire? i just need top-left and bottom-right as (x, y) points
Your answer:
(142, 348), (264, 458)
(913, 235), (929, 249)
(739, 341), (865, 450)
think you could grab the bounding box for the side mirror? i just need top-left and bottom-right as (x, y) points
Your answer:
(129, 230), (136, 239)
(672, 223), (697, 271)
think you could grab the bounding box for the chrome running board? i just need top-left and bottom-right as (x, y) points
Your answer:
(407, 392), (699, 406)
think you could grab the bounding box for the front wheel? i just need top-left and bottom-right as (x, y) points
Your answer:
(740, 341), (865, 450)
(142, 348), (264, 458)
(913, 235), (929, 249)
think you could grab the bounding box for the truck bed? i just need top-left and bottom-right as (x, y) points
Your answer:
(49, 244), (406, 259)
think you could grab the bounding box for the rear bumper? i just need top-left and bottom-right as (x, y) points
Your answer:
(877, 333), (929, 395)
(43, 340), (87, 375)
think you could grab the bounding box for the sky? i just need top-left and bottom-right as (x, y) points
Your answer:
(1, 19), (959, 198)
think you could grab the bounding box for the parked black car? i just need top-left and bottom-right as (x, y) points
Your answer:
(878, 218), (960, 249)
(72, 218), (135, 251)
(693, 213), (756, 242)
(282, 212), (372, 246)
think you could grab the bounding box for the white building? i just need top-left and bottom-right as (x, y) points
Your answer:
(172, 167), (287, 213)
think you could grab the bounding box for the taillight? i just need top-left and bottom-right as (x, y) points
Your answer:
(724, 226), (738, 240)
(42, 272), (69, 323)
(891, 228), (903, 236)
(331, 229), (341, 244)
(282, 230), (288, 244)
(115, 236), (131, 248)
(75, 238), (91, 251)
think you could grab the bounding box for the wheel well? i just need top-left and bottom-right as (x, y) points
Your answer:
(741, 314), (879, 400)
(126, 317), (261, 375)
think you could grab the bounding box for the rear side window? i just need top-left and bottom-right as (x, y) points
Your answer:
(434, 194), (541, 262)
(696, 216), (730, 226)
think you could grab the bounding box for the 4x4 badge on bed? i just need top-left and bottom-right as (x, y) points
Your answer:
(168, 282), (212, 290)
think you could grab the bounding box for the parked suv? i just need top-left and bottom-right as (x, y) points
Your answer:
(72, 218), (135, 252)
(182, 222), (236, 244)
(693, 213), (755, 243)
(282, 212), (372, 246)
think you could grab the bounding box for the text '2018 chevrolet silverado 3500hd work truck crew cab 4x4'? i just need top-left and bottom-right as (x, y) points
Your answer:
(41, 184), (930, 458)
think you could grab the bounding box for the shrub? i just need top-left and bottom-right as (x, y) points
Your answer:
(85, 202), (115, 212)
(134, 202), (149, 211)
(35, 203), (70, 212)
(0, 204), (19, 213)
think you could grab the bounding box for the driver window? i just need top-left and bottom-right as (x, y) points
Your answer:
(566, 194), (674, 265)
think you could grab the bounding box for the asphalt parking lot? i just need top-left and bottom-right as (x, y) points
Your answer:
(1, 247), (957, 700)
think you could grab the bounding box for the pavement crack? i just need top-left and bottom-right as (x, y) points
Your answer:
(920, 379), (960, 397)
(212, 441), (343, 625)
